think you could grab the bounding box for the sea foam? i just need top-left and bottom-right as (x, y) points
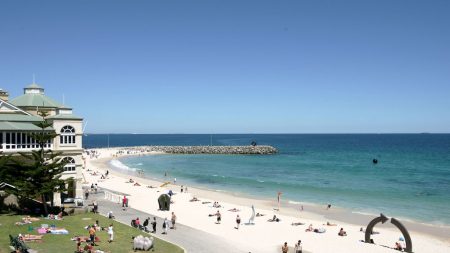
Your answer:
(110, 159), (136, 172)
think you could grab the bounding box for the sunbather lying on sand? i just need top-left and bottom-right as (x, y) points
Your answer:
(228, 208), (240, 212)
(256, 213), (265, 217)
(133, 182), (141, 186)
(324, 221), (337, 226)
(189, 197), (200, 202)
(291, 222), (305, 226)
(202, 201), (211, 204)
(314, 228), (326, 233)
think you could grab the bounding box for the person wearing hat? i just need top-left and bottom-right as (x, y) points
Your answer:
(396, 236), (406, 250)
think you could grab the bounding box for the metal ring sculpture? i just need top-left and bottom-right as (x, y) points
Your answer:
(365, 213), (412, 253)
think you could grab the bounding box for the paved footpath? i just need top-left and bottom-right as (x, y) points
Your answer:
(88, 189), (249, 253)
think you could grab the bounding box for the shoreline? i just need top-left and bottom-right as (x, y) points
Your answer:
(84, 147), (450, 253)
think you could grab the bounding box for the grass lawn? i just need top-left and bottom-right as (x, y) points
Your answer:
(0, 212), (184, 253)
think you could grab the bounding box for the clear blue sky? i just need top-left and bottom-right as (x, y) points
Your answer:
(1, 0), (449, 133)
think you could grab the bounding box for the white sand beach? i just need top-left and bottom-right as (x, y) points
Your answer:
(82, 147), (450, 253)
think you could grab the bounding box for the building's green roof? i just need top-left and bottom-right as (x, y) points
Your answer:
(10, 93), (67, 109)
(26, 83), (43, 89)
(0, 114), (42, 122)
(47, 114), (83, 120)
(0, 121), (53, 131)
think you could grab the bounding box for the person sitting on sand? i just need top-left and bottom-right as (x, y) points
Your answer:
(338, 228), (347, 236)
(395, 242), (403, 251)
(397, 237), (406, 250)
(228, 208), (240, 212)
(325, 221), (336, 226)
(360, 227), (380, 234)
(268, 215), (280, 222)
(305, 224), (314, 232)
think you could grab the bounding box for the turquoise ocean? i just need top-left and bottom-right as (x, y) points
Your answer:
(84, 134), (450, 225)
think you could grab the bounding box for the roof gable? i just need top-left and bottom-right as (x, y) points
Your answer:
(0, 99), (32, 116)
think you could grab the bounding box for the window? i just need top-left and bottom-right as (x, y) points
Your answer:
(62, 157), (76, 172)
(60, 125), (76, 145)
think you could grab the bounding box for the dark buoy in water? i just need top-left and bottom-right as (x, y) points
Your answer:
(251, 141), (257, 147)
(373, 159), (378, 164)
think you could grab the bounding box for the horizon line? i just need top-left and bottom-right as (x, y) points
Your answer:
(84, 132), (449, 135)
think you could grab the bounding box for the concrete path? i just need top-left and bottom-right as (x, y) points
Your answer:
(88, 189), (248, 253)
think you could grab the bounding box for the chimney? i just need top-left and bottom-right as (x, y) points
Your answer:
(0, 89), (8, 101)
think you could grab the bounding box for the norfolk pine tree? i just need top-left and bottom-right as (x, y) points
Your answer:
(8, 110), (69, 215)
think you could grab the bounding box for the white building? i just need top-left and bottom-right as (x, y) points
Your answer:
(0, 83), (83, 205)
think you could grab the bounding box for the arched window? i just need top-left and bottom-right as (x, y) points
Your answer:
(60, 125), (76, 144)
(62, 157), (76, 172)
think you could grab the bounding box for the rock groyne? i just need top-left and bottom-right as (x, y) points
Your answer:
(119, 145), (278, 155)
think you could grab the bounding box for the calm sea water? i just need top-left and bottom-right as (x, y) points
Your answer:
(84, 134), (450, 225)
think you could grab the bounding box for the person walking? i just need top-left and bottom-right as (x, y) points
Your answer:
(282, 242), (289, 253)
(294, 240), (302, 253)
(151, 217), (157, 233)
(92, 201), (98, 214)
(84, 189), (89, 200)
(216, 210), (221, 224)
(162, 218), (169, 234)
(122, 195), (128, 208)
(107, 224), (114, 243)
(236, 215), (241, 229)
(171, 212), (177, 229)
(88, 226), (96, 246)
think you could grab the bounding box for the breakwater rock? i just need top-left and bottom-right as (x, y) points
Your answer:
(121, 145), (278, 155)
